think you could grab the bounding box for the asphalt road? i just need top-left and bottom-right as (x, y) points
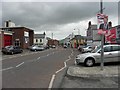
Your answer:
(1, 47), (80, 88)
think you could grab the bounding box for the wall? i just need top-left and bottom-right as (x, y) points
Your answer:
(12, 27), (34, 49)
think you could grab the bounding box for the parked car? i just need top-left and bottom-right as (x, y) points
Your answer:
(82, 45), (93, 53)
(29, 45), (44, 51)
(63, 45), (67, 48)
(52, 45), (56, 48)
(78, 45), (86, 52)
(2, 45), (23, 55)
(75, 44), (120, 67)
(44, 45), (50, 49)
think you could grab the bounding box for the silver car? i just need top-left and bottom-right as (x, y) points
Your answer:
(29, 45), (44, 51)
(75, 44), (120, 67)
(82, 45), (93, 53)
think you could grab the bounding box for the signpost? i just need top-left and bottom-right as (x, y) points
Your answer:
(97, 0), (104, 70)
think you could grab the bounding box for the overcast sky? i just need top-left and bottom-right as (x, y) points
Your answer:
(0, 0), (119, 40)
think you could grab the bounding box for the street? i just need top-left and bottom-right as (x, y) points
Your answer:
(1, 47), (79, 88)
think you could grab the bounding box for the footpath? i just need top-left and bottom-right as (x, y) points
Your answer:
(60, 65), (119, 89)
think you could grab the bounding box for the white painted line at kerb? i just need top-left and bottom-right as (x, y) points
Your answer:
(48, 50), (73, 89)
(0, 67), (13, 71)
(55, 66), (66, 74)
(48, 74), (56, 89)
(16, 62), (24, 67)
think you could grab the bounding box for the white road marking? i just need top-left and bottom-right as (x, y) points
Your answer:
(64, 62), (67, 67)
(37, 57), (41, 60)
(47, 54), (49, 56)
(48, 74), (56, 89)
(55, 67), (66, 74)
(48, 49), (74, 88)
(0, 67), (13, 71)
(9, 56), (16, 58)
(16, 62), (24, 68)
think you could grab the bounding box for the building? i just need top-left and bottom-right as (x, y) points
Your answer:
(70, 35), (87, 48)
(60, 33), (74, 47)
(47, 39), (59, 46)
(87, 21), (101, 46)
(0, 29), (13, 49)
(1, 27), (34, 49)
(34, 32), (48, 46)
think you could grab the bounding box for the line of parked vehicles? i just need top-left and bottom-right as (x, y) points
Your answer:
(1, 45), (56, 55)
(76, 44), (120, 67)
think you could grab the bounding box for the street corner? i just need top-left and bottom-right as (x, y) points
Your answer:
(66, 65), (119, 78)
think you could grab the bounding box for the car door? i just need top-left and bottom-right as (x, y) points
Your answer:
(103, 46), (113, 63)
(110, 46), (120, 62)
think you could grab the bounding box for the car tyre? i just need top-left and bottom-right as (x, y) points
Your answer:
(11, 52), (14, 55)
(84, 58), (95, 67)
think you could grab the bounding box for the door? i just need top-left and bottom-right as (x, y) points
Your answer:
(110, 46), (120, 62)
(103, 46), (113, 62)
(4, 35), (12, 47)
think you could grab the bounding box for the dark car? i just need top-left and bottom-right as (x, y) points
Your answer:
(2, 46), (23, 55)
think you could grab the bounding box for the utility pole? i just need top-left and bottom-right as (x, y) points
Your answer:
(100, 0), (104, 70)
(52, 33), (53, 39)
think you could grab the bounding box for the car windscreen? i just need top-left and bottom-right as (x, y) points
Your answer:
(91, 45), (101, 53)
(5, 46), (13, 49)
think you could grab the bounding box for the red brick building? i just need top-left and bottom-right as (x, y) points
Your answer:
(1, 27), (34, 49)
(47, 39), (59, 46)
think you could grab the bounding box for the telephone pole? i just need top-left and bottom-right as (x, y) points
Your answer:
(100, 0), (104, 70)
(52, 33), (53, 39)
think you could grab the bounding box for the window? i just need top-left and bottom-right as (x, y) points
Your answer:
(36, 39), (38, 42)
(104, 46), (111, 52)
(111, 46), (120, 51)
(40, 39), (42, 42)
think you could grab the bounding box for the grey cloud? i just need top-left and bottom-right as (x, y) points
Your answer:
(1, 2), (118, 31)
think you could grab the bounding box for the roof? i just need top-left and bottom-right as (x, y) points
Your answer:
(34, 34), (45, 38)
(0, 26), (34, 31)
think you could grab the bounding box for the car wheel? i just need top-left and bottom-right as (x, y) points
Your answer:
(11, 52), (14, 55)
(74, 60), (79, 65)
(20, 50), (23, 53)
(84, 58), (95, 67)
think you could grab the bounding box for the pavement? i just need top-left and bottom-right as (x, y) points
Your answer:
(60, 63), (119, 88)
(67, 65), (119, 78)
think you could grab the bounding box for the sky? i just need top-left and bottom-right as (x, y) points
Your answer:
(0, 0), (119, 40)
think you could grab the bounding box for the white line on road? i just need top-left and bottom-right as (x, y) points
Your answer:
(0, 67), (13, 71)
(55, 66), (66, 74)
(37, 57), (41, 60)
(48, 49), (74, 88)
(16, 62), (24, 68)
(47, 54), (49, 56)
(48, 74), (56, 89)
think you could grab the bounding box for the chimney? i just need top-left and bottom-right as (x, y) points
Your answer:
(88, 21), (91, 29)
(43, 32), (46, 35)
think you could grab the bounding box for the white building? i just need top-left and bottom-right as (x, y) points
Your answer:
(4, 20), (15, 27)
(34, 32), (48, 47)
(63, 33), (74, 46)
